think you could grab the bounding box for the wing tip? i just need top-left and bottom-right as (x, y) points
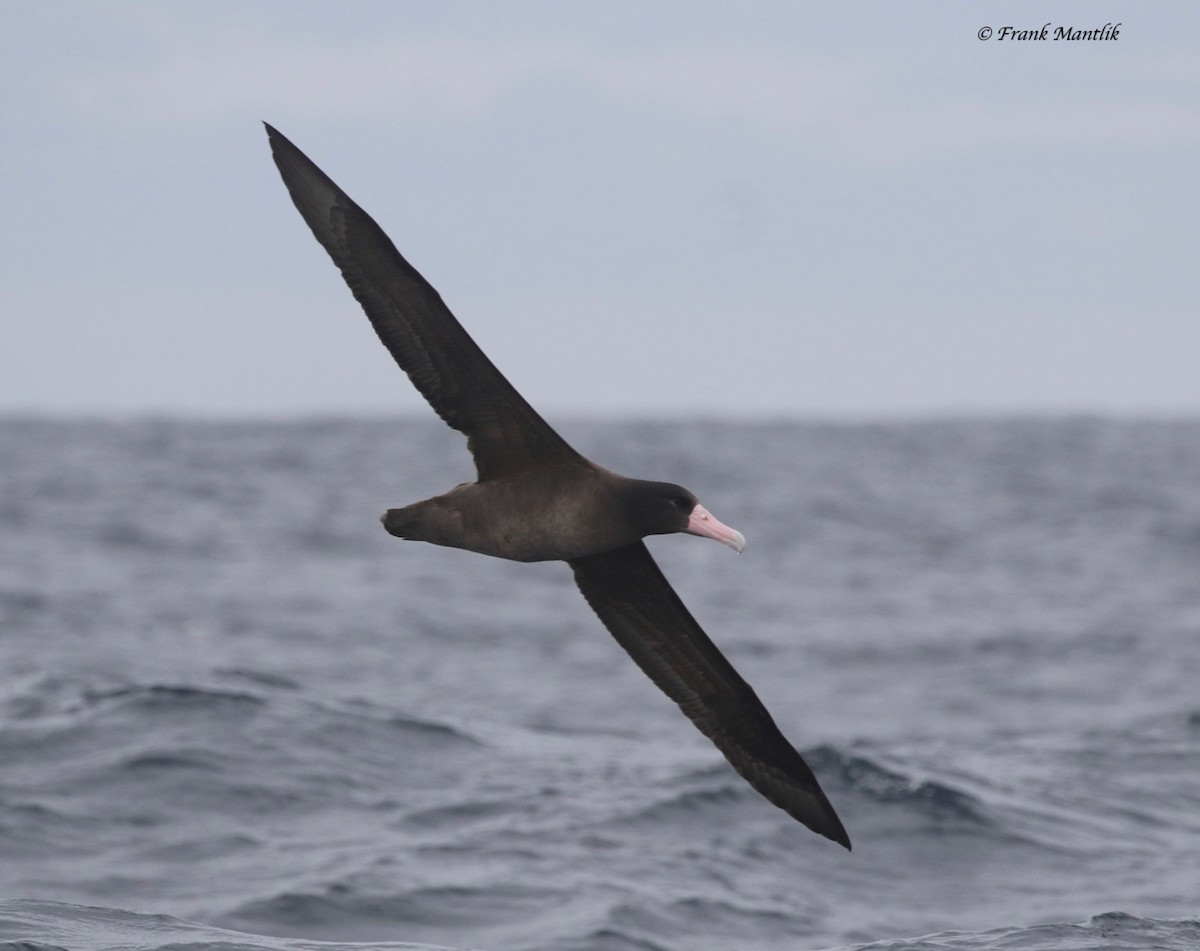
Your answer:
(788, 800), (851, 850)
(827, 819), (853, 851)
(262, 120), (286, 150)
(814, 796), (852, 850)
(263, 123), (310, 180)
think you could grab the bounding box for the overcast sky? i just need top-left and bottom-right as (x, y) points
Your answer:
(3, 2), (1198, 418)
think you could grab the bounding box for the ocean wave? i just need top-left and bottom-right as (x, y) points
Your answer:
(4, 418), (1200, 950)
(2, 673), (477, 755)
(616, 782), (749, 827)
(217, 882), (565, 943)
(604, 894), (819, 945)
(0, 899), (470, 951)
(806, 746), (994, 828)
(86, 682), (267, 712)
(398, 798), (529, 831)
(4, 900), (1197, 951)
(0, 675), (267, 726)
(0, 672), (485, 841)
(825, 911), (1200, 951)
(553, 927), (672, 951)
(573, 744), (995, 837)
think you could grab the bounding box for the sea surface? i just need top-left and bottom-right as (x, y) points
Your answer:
(1, 416), (1198, 951)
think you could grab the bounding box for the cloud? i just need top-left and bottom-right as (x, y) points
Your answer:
(841, 99), (1200, 163)
(59, 32), (867, 129)
(57, 27), (1200, 162)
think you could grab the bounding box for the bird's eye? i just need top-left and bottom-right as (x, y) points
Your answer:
(673, 496), (691, 510)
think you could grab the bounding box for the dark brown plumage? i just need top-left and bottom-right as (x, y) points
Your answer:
(265, 123), (850, 849)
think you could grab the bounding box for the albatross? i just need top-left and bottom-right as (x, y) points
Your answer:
(265, 124), (850, 849)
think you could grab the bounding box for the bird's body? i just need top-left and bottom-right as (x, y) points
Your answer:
(384, 465), (697, 563)
(265, 123), (850, 849)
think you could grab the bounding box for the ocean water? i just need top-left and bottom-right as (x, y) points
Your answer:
(1, 416), (1198, 951)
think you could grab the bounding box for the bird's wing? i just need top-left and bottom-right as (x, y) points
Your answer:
(568, 541), (850, 848)
(265, 124), (582, 481)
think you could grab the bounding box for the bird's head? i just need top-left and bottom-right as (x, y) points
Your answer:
(623, 480), (746, 553)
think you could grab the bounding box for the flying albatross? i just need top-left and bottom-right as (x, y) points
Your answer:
(265, 124), (850, 849)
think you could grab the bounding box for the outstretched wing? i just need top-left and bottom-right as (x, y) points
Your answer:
(569, 542), (850, 848)
(265, 124), (581, 481)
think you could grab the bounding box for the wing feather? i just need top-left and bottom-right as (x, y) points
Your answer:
(266, 124), (580, 480)
(569, 542), (850, 848)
